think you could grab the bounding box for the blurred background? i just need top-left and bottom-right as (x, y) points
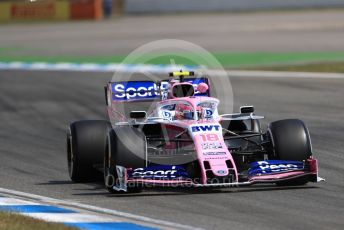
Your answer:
(1, 2), (344, 230)
(0, 0), (344, 71)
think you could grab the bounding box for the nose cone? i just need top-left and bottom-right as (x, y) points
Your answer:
(208, 160), (229, 176)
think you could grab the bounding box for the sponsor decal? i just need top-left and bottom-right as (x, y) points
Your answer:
(204, 156), (227, 160)
(112, 81), (167, 100)
(203, 152), (226, 156)
(111, 78), (209, 101)
(201, 142), (223, 150)
(192, 125), (221, 132)
(128, 165), (189, 180)
(248, 160), (304, 176)
(217, 170), (227, 175)
(203, 109), (213, 118)
(162, 110), (172, 120)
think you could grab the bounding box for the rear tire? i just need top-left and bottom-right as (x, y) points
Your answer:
(104, 126), (146, 193)
(267, 119), (312, 186)
(67, 120), (111, 182)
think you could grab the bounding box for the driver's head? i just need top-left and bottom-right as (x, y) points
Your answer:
(175, 104), (202, 120)
(175, 104), (192, 120)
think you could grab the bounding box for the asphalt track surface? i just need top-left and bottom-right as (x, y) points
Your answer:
(0, 69), (343, 229)
(1, 10), (344, 56)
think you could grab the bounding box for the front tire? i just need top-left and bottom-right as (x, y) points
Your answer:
(104, 126), (146, 193)
(268, 119), (312, 161)
(67, 120), (111, 182)
(267, 119), (312, 186)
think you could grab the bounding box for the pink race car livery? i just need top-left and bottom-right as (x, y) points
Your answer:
(67, 71), (324, 192)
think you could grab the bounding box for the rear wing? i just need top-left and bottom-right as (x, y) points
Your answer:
(105, 78), (210, 105)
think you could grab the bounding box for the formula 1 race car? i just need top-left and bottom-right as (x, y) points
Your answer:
(67, 71), (323, 193)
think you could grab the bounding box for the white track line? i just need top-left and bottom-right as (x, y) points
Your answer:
(0, 187), (201, 230)
(223, 70), (344, 79)
(0, 62), (195, 73)
(23, 213), (117, 223)
(0, 197), (118, 224)
(0, 197), (37, 205)
(1, 61), (344, 79)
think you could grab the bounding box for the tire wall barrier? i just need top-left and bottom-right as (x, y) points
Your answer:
(0, 0), (103, 22)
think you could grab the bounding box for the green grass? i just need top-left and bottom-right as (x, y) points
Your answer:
(1, 49), (344, 70)
(243, 61), (344, 73)
(215, 52), (344, 67)
(0, 212), (77, 230)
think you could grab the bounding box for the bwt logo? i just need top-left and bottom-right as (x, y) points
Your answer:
(192, 125), (221, 132)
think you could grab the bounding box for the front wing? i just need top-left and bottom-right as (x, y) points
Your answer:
(112, 158), (324, 192)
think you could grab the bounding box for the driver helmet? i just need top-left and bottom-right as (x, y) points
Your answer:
(175, 104), (202, 120)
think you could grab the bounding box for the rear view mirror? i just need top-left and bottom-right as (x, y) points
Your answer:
(130, 111), (146, 119)
(240, 106), (254, 114)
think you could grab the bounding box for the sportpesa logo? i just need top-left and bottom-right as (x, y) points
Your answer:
(129, 165), (189, 179)
(131, 166), (177, 178)
(111, 79), (208, 100)
(112, 81), (169, 100)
